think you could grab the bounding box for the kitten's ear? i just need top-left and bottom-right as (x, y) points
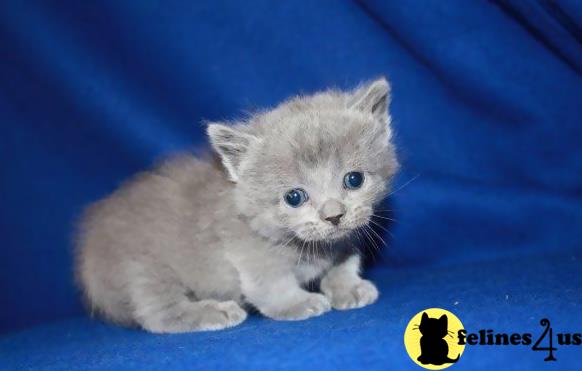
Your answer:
(439, 314), (448, 327)
(348, 77), (391, 122)
(207, 123), (258, 182)
(421, 312), (429, 322)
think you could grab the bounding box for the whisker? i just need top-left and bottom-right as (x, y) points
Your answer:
(364, 223), (388, 248)
(353, 228), (368, 256)
(368, 221), (394, 241)
(325, 239), (332, 261)
(371, 214), (397, 222)
(361, 226), (380, 252)
(280, 235), (296, 250)
(368, 218), (393, 236)
(318, 240), (325, 262)
(386, 173), (420, 198)
(312, 240), (319, 263)
(356, 227), (377, 262)
(301, 240), (309, 261)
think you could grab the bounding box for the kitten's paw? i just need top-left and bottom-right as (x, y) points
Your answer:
(217, 300), (248, 326)
(200, 300), (248, 330)
(324, 279), (379, 310)
(265, 293), (331, 321)
(139, 300), (247, 333)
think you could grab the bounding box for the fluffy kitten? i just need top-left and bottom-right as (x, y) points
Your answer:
(76, 78), (399, 333)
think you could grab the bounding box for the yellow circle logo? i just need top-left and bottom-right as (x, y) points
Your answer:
(404, 308), (466, 369)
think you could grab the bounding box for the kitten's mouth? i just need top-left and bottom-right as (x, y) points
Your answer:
(296, 227), (354, 243)
(326, 228), (352, 241)
(330, 221), (373, 242)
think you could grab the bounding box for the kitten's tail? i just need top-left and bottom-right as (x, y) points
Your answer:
(445, 354), (460, 363)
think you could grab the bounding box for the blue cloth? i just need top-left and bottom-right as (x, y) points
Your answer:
(1, 0), (581, 369)
(1, 253), (581, 370)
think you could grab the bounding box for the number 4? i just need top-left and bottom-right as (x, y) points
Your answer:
(533, 318), (557, 361)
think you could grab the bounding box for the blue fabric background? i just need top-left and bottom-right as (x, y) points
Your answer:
(1, 0), (581, 369)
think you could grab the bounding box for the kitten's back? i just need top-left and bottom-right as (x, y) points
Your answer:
(74, 153), (231, 324)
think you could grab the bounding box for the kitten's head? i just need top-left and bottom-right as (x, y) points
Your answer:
(418, 313), (448, 338)
(208, 78), (399, 244)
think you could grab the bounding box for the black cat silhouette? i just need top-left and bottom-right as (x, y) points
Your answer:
(417, 312), (459, 365)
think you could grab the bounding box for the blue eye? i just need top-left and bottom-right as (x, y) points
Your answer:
(344, 171), (364, 190)
(284, 188), (309, 207)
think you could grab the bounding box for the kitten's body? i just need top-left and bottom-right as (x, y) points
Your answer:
(76, 78), (399, 333)
(417, 313), (459, 365)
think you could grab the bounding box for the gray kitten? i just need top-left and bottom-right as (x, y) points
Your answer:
(76, 78), (399, 333)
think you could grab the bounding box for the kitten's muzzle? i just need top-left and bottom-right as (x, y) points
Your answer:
(319, 199), (346, 226)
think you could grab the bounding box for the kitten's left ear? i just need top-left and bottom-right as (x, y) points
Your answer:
(348, 77), (391, 122)
(207, 123), (258, 183)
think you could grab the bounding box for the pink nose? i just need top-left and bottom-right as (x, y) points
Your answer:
(319, 199), (346, 226)
(325, 214), (344, 226)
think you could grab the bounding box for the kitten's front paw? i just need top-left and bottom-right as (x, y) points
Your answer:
(199, 300), (248, 331)
(265, 293), (331, 321)
(216, 301), (248, 325)
(140, 300), (247, 333)
(323, 279), (379, 310)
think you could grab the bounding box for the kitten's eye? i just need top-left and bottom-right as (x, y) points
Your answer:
(284, 188), (309, 207)
(343, 171), (364, 190)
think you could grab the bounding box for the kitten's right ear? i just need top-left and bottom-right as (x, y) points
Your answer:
(348, 77), (391, 122)
(207, 123), (258, 183)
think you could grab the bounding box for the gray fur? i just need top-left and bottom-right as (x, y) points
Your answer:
(75, 77), (399, 333)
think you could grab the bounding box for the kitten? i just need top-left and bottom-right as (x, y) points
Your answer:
(417, 313), (459, 365)
(75, 78), (399, 333)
